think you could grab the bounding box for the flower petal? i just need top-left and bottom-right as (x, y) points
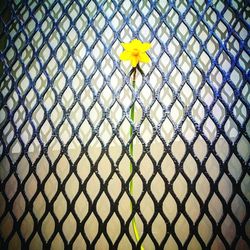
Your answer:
(131, 39), (142, 48)
(121, 42), (132, 51)
(119, 51), (131, 61)
(119, 39), (151, 66)
(131, 56), (139, 67)
(141, 42), (151, 52)
(139, 52), (150, 63)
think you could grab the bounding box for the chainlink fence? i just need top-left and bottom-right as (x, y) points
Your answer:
(0, 0), (249, 249)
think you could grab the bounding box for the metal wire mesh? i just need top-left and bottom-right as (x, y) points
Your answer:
(0, 0), (249, 249)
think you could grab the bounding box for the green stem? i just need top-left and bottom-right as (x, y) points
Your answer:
(130, 68), (144, 250)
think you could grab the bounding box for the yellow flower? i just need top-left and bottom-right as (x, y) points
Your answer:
(119, 39), (151, 67)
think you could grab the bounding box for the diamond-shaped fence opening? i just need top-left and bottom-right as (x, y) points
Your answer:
(0, 0), (249, 249)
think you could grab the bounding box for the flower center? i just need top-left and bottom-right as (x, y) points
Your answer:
(131, 49), (139, 56)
